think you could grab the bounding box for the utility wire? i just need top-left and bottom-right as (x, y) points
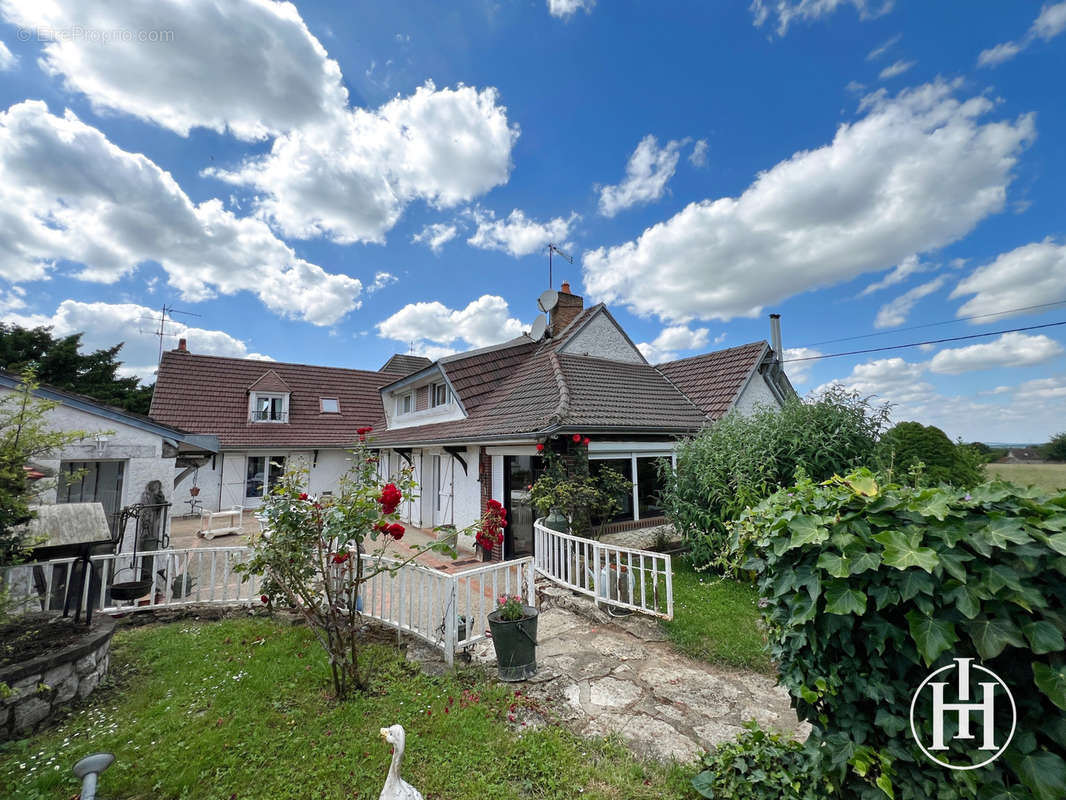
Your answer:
(782, 320), (1066, 363)
(795, 298), (1066, 349)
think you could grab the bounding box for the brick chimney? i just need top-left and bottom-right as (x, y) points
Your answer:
(176, 338), (188, 353)
(550, 282), (583, 337)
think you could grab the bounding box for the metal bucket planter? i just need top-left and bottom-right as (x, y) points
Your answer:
(487, 605), (538, 681)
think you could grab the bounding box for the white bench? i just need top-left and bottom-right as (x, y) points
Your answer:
(198, 506), (244, 540)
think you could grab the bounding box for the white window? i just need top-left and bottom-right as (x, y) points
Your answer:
(396, 392), (413, 415)
(320, 397), (339, 413)
(431, 383), (449, 407)
(251, 392), (288, 422)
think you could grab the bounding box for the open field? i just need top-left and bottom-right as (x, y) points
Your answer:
(985, 462), (1066, 491)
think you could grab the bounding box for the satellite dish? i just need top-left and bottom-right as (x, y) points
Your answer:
(537, 289), (559, 314)
(530, 314), (548, 341)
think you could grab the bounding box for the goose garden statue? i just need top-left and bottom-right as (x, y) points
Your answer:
(379, 724), (424, 800)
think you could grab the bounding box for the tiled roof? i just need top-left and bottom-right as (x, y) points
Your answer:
(657, 341), (769, 420)
(150, 351), (401, 449)
(440, 339), (537, 412)
(379, 354), (433, 376)
(247, 369), (290, 393)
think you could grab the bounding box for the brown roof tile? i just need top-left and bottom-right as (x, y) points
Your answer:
(150, 351), (401, 449)
(441, 339), (537, 412)
(657, 341), (769, 420)
(379, 354), (433, 375)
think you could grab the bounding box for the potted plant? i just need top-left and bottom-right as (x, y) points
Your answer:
(487, 594), (538, 681)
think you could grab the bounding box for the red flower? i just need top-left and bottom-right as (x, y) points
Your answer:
(572, 433), (581, 443)
(535, 443), (545, 452)
(582, 437), (590, 446)
(331, 552), (350, 564)
(260, 595), (269, 604)
(299, 492), (309, 501)
(374, 521), (390, 533)
(387, 523), (405, 541)
(379, 483), (402, 514)
(357, 426), (373, 435)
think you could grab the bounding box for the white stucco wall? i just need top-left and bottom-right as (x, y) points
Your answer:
(6, 388), (177, 545)
(733, 371), (779, 416)
(173, 454), (222, 516)
(559, 311), (644, 363)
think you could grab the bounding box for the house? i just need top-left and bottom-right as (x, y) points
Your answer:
(150, 342), (426, 513)
(151, 284), (793, 560)
(0, 371), (218, 545)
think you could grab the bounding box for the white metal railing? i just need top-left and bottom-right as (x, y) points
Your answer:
(3, 546), (535, 669)
(533, 519), (673, 619)
(357, 554), (535, 667)
(1, 547), (261, 618)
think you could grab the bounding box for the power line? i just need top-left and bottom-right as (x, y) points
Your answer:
(794, 298), (1066, 349)
(782, 320), (1066, 363)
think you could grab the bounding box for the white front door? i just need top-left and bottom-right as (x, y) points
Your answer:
(433, 453), (453, 527)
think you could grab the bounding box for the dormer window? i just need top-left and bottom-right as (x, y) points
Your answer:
(250, 392), (288, 422)
(320, 397), (340, 414)
(431, 382), (449, 407)
(396, 392), (413, 415)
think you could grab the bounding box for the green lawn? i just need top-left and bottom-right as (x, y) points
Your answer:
(661, 561), (773, 674)
(0, 617), (696, 800)
(985, 462), (1066, 492)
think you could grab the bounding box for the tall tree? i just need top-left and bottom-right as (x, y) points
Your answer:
(0, 324), (153, 414)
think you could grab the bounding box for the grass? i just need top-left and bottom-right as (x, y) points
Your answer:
(0, 617), (697, 800)
(661, 560), (773, 674)
(985, 462), (1066, 492)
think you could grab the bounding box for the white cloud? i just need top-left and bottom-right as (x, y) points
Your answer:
(928, 332), (1063, 375)
(209, 81), (519, 245)
(547, 0), (595, 19)
(860, 254), (936, 296)
(845, 80), (867, 93)
(878, 59), (915, 80)
(0, 0), (347, 140)
(978, 2), (1066, 67)
(866, 34), (901, 60)
(598, 135), (684, 217)
(952, 239), (1066, 320)
(0, 100), (361, 325)
(782, 347), (823, 384)
(367, 271), (398, 294)
(582, 81), (1034, 324)
(636, 325), (710, 363)
(689, 139), (709, 167)
(376, 294), (526, 357)
(467, 208), (577, 258)
(874, 276), (946, 328)
(1, 300), (272, 382)
(412, 223), (459, 253)
(0, 41), (16, 71)
(816, 356), (933, 406)
(751, 0), (894, 36)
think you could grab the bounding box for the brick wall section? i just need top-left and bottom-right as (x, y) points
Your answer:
(415, 386), (429, 411)
(477, 447), (502, 561)
(550, 283), (584, 337)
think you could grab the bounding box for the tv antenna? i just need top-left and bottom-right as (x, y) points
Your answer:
(546, 243), (572, 289)
(139, 304), (202, 363)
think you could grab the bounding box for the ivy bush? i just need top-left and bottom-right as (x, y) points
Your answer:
(691, 721), (824, 799)
(662, 387), (889, 570)
(732, 470), (1066, 799)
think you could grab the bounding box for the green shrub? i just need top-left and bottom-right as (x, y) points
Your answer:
(1044, 432), (1066, 463)
(691, 722), (824, 799)
(662, 387), (889, 570)
(877, 421), (984, 488)
(732, 470), (1066, 799)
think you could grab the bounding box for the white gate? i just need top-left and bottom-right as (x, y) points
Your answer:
(533, 519), (673, 619)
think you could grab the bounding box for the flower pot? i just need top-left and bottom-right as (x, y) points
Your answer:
(457, 614), (468, 642)
(189, 486), (201, 497)
(544, 507), (569, 533)
(477, 543), (494, 561)
(487, 605), (538, 681)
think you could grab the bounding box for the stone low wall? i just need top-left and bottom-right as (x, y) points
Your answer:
(599, 522), (680, 551)
(0, 617), (116, 741)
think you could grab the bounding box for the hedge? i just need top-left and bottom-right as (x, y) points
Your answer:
(732, 470), (1066, 799)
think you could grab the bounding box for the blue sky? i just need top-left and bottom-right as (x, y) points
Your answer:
(0, 0), (1064, 442)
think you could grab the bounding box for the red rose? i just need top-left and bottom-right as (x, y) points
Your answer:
(379, 483), (402, 514)
(572, 433), (581, 443)
(535, 443), (544, 452)
(261, 595), (269, 604)
(331, 552), (350, 564)
(299, 492), (309, 501)
(387, 523), (405, 541)
(583, 437), (590, 446)
(357, 426), (373, 435)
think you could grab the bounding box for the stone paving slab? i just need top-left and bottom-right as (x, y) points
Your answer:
(467, 588), (809, 763)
